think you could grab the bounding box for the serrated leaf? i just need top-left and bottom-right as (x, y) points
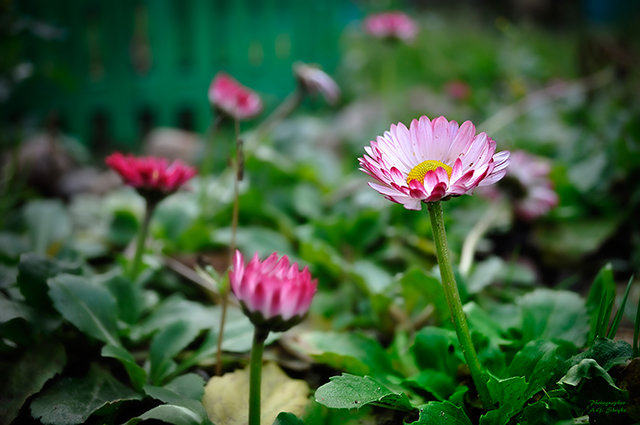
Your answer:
(407, 401), (472, 425)
(101, 344), (146, 391)
(517, 289), (589, 346)
(203, 362), (309, 425)
(30, 364), (141, 425)
(149, 320), (202, 385)
(480, 375), (528, 425)
(0, 342), (66, 425)
(507, 340), (577, 398)
(315, 374), (413, 411)
(48, 274), (120, 346)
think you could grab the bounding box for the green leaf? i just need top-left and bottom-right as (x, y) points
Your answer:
(567, 338), (633, 371)
(17, 254), (80, 311)
(30, 364), (141, 425)
(295, 331), (394, 376)
(402, 369), (458, 402)
(107, 209), (139, 246)
(126, 404), (207, 425)
(48, 274), (120, 346)
(407, 401), (472, 425)
(411, 327), (463, 376)
(23, 200), (72, 255)
(350, 259), (392, 294)
(586, 264), (616, 343)
(507, 340), (577, 398)
(464, 302), (511, 346)
(129, 295), (219, 342)
(314, 374), (413, 411)
(395, 268), (449, 324)
(607, 275), (634, 339)
(102, 274), (142, 324)
(144, 374), (208, 421)
(101, 344), (146, 391)
(273, 412), (304, 425)
(517, 397), (574, 425)
(0, 342), (66, 425)
(480, 375), (528, 425)
(518, 289), (589, 346)
(149, 320), (203, 385)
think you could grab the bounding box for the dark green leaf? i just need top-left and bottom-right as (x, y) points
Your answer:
(273, 412), (304, 425)
(17, 254), (80, 311)
(149, 321), (203, 385)
(144, 374), (208, 420)
(517, 397), (574, 425)
(315, 374), (413, 411)
(0, 343), (66, 425)
(586, 264), (616, 343)
(507, 340), (577, 398)
(607, 275), (634, 339)
(102, 274), (142, 324)
(407, 401), (472, 425)
(101, 344), (146, 391)
(412, 327), (463, 376)
(518, 289), (589, 346)
(48, 274), (120, 346)
(30, 364), (141, 425)
(480, 375), (527, 425)
(567, 338), (633, 371)
(107, 209), (139, 246)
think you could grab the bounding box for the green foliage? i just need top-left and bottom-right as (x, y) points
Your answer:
(315, 374), (413, 411)
(408, 401), (472, 425)
(30, 364), (142, 425)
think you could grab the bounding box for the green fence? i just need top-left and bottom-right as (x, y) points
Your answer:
(11, 0), (359, 149)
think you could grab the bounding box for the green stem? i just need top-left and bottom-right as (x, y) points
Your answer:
(427, 202), (493, 409)
(130, 200), (156, 280)
(249, 327), (268, 425)
(215, 118), (242, 375)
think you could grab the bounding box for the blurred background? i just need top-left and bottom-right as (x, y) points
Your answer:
(1, 0), (639, 289)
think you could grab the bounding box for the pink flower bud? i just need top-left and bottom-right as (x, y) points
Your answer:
(208, 72), (262, 120)
(230, 251), (317, 332)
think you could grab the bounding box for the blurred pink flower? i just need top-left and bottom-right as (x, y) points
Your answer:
(106, 152), (196, 200)
(445, 80), (471, 101)
(294, 62), (340, 105)
(208, 72), (262, 120)
(359, 115), (510, 210)
(230, 251), (317, 331)
(363, 11), (418, 43)
(496, 150), (558, 220)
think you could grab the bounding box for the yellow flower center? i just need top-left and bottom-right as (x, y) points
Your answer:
(406, 160), (452, 184)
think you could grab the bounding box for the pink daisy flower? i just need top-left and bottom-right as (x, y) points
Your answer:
(106, 152), (196, 201)
(208, 72), (262, 120)
(359, 115), (510, 210)
(230, 251), (317, 331)
(363, 11), (418, 43)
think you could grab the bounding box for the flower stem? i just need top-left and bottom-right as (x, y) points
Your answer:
(130, 200), (156, 280)
(427, 201), (493, 409)
(249, 327), (269, 425)
(215, 118), (242, 376)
